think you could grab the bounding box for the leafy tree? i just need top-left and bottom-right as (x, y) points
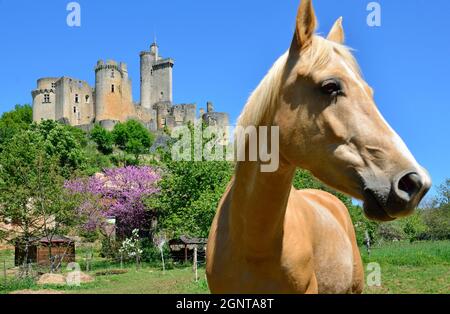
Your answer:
(0, 130), (81, 272)
(151, 160), (233, 238)
(0, 104), (33, 149)
(90, 124), (114, 155)
(149, 121), (233, 238)
(112, 120), (155, 163)
(30, 120), (88, 177)
(421, 179), (450, 240)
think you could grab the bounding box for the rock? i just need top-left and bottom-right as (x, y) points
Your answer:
(78, 271), (94, 283)
(37, 273), (66, 285)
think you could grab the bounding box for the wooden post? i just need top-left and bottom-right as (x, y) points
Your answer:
(184, 244), (188, 264)
(3, 260), (6, 284)
(160, 248), (166, 275)
(193, 246), (198, 282)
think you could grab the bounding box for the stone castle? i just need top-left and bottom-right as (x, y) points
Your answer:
(32, 42), (229, 132)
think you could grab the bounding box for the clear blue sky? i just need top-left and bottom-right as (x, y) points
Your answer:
(0, 0), (449, 194)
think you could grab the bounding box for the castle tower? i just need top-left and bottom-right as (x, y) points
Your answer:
(140, 42), (174, 110)
(95, 60), (134, 129)
(32, 77), (59, 122)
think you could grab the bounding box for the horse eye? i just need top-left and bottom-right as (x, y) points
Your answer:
(321, 79), (342, 96)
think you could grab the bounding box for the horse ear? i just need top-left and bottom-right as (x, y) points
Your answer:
(294, 0), (317, 49)
(327, 17), (345, 44)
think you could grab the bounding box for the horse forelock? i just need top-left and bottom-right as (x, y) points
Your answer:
(237, 35), (360, 129)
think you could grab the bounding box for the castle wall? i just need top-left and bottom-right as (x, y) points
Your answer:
(172, 104), (196, 126)
(95, 60), (135, 126)
(55, 77), (94, 126)
(202, 112), (230, 128)
(32, 78), (59, 122)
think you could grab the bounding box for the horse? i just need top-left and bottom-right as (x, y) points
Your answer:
(206, 0), (431, 294)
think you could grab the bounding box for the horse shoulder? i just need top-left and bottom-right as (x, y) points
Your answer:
(295, 189), (353, 232)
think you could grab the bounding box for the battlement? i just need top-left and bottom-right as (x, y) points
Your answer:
(95, 60), (128, 76)
(32, 88), (55, 97)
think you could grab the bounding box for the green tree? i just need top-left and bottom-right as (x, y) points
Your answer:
(0, 104), (33, 149)
(0, 131), (81, 272)
(31, 120), (87, 177)
(148, 122), (233, 238)
(90, 124), (114, 155)
(421, 179), (450, 240)
(112, 120), (155, 163)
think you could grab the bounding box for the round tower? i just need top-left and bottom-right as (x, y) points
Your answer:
(140, 49), (153, 110)
(95, 60), (124, 126)
(32, 77), (59, 122)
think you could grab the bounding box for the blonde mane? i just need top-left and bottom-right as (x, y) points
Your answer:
(237, 35), (361, 128)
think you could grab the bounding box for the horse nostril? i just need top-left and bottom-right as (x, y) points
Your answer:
(397, 172), (423, 199)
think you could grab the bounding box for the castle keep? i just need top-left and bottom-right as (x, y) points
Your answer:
(32, 42), (229, 131)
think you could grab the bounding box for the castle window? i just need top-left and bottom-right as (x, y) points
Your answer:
(111, 84), (115, 93)
(43, 94), (50, 103)
(51, 83), (56, 89)
(75, 94), (79, 103)
(111, 70), (115, 78)
(85, 95), (90, 103)
(73, 106), (77, 114)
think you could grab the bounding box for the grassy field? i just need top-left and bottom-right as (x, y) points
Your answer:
(0, 241), (448, 294)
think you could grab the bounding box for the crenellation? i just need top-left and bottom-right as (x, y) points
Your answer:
(32, 41), (229, 132)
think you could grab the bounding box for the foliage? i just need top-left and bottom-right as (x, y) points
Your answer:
(148, 121), (233, 238)
(0, 104), (33, 150)
(151, 159), (232, 238)
(0, 130), (82, 270)
(0, 277), (37, 294)
(65, 166), (161, 238)
(90, 124), (114, 155)
(30, 120), (88, 178)
(112, 120), (155, 163)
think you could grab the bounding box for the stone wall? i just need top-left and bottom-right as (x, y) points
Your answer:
(55, 77), (94, 126)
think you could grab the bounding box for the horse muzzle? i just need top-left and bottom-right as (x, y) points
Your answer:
(361, 169), (432, 222)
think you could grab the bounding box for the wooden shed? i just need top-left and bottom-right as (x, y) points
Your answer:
(169, 236), (207, 263)
(15, 235), (76, 267)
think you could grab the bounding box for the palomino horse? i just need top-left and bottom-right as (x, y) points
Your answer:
(206, 0), (431, 294)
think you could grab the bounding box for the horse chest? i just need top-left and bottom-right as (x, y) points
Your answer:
(310, 207), (355, 293)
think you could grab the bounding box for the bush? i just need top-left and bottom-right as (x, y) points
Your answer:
(422, 206), (450, 240)
(140, 238), (173, 268)
(376, 223), (405, 242)
(0, 277), (36, 294)
(90, 124), (114, 155)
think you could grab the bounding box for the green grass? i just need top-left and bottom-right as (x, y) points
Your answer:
(361, 240), (450, 294)
(0, 241), (448, 294)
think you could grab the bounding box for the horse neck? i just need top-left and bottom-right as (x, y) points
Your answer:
(229, 159), (296, 258)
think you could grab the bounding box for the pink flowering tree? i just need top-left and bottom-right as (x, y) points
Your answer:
(65, 166), (161, 238)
